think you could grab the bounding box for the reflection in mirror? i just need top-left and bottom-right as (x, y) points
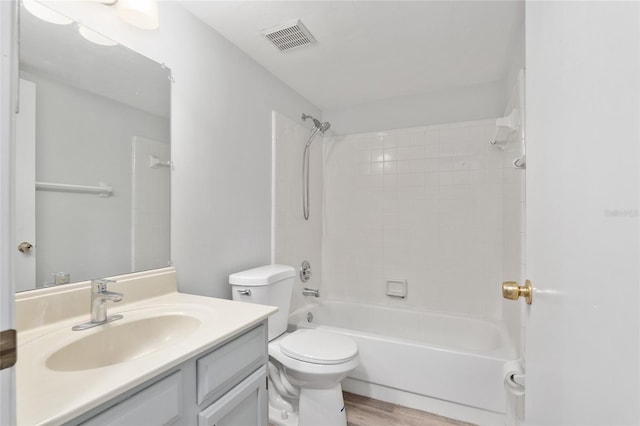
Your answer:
(15, 2), (171, 292)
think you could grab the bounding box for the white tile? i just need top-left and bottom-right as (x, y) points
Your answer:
(455, 170), (472, 185)
(424, 185), (439, 199)
(439, 158), (456, 171)
(397, 146), (423, 161)
(425, 129), (439, 145)
(410, 159), (425, 173)
(383, 174), (396, 188)
(424, 172), (439, 186)
(438, 185), (455, 200)
(383, 161), (397, 175)
(358, 162), (371, 175)
(371, 134), (384, 150)
(383, 147), (397, 162)
(397, 173), (424, 187)
(383, 134), (398, 148)
(371, 149), (384, 163)
(439, 171), (455, 185)
(397, 160), (412, 174)
(358, 135), (372, 150)
(454, 185), (472, 199)
(357, 150), (371, 163)
(488, 150), (503, 169)
(395, 133), (414, 147)
(320, 120), (524, 321)
(425, 158), (440, 172)
(409, 131), (425, 146)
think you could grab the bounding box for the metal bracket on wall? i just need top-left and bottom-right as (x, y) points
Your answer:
(300, 260), (312, 282)
(0, 329), (17, 370)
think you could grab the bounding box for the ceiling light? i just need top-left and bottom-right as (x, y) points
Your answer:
(116, 0), (159, 30)
(23, 0), (73, 25)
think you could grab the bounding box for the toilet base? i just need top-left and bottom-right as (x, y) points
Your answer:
(269, 404), (299, 426)
(269, 384), (347, 426)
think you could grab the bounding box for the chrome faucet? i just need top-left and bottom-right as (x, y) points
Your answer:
(72, 279), (124, 331)
(302, 287), (320, 297)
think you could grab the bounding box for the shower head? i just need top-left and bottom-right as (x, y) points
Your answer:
(318, 121), (331, 133)
(302, 113), (331, 134)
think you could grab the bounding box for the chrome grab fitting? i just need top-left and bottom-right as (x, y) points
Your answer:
(302, 287), (320, 297)
(236, 289), (252, 296)
(72, 279), (124, 331)
(300, 261), (312, 283)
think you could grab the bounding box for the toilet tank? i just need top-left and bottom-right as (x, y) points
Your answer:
(229, 264), (295, 341)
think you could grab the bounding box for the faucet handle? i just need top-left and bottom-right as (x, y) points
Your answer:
(92, 278), (116, 292)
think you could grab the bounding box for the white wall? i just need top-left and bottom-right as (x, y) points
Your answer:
(23, 71), (169, 287)
(132, 136), (171, 272)
(323, 119), (514, 319)
(272, 112), (322, 313)
(503, 16), (525, 102)
(44, 1), (321, 298)
(323, 80), (505, 135)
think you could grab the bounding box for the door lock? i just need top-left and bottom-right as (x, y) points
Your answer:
(18, 241), (33, 253)
(502, 280), (533, 305)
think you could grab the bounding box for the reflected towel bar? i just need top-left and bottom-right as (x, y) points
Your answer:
(35, 181), (113, 197)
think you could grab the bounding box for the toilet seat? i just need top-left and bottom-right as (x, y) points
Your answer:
(279, 329), (358, 365)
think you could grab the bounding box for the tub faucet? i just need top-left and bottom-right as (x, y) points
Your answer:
(302, 287), (320, 297)
(72, 279), (124, 331)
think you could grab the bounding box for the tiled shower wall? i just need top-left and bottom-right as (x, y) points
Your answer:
(323, 119), (512, 319)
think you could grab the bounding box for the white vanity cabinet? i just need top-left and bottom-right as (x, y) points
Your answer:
(71, 322), (267, 426)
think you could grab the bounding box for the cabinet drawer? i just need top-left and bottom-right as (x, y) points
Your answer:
(197, 324), (266, 405)
(198, 366), (267, 426)
(82, 371), (182, 426)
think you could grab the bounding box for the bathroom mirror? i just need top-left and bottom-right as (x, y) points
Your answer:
(14, 2), (171, 291)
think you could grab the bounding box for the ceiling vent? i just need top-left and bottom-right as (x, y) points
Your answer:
(261, 19), (316, 52)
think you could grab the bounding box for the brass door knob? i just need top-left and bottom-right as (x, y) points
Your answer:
(17, 242), (33, 253)
(502, 280), (533, 305)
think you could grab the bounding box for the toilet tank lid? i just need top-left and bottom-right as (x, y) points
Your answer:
(229, 264), (295, 286)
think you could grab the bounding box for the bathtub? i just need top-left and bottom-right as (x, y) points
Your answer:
(289, 301), (516, 423)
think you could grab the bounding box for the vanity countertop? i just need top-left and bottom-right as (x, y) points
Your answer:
(15, 269), (276, 426)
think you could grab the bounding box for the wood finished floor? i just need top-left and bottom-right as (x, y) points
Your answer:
(343, 392), (476, 426)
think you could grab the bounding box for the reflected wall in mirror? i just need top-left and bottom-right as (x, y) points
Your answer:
(15, 2), (171, 292)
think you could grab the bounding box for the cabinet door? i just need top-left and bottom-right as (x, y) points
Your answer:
(197, 324), (266, 405)
(198, 366), (266, 426)
(82, 372), (183, 426)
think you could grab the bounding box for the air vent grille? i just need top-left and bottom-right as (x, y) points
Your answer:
(261, 19), (316, 52)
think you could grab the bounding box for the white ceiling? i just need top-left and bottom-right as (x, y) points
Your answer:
(181, 1), (524, 110)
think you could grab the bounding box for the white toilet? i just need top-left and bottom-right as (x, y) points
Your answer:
(229, 265), (359, 426)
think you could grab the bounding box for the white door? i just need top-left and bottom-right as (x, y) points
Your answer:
(0, 0), (17, 425)
(524, 2), (639, 425)
(13, 79), (36, 292)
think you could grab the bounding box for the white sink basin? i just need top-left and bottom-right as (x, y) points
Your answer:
(46, 314), (201, 371)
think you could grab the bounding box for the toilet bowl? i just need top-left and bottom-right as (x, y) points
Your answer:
(268, 329), (359, 426)
(229, 265), (359, 426)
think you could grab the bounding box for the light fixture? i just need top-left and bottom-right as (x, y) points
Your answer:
(78, 25), (118, 46)
(23, 0), (73, 25)
(24, 0), (159, 35)
(115, 0), (159, 30)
